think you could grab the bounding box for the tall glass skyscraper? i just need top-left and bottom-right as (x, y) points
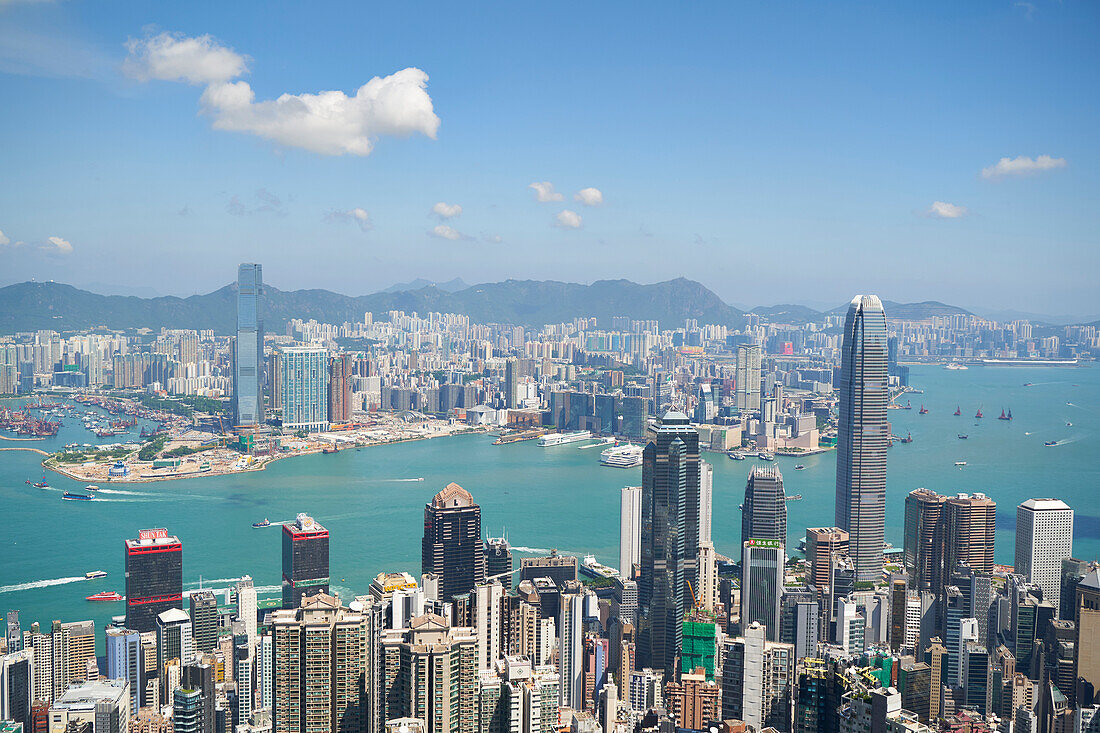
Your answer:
(834, 294), (889, 582)
(234, 263), (264, 427)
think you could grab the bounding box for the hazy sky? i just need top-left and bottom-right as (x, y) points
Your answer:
(1, 1), (1097, 316)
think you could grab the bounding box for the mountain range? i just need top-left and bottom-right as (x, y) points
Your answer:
(0, 278), (974, 335)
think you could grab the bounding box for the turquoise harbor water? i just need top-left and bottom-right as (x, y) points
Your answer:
(1, 365), (1098, 644)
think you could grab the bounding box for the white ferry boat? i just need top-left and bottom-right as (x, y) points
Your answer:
(538, 430), (592, 447)
(600, 444), (644, 467)
(580, 554), (620, 580)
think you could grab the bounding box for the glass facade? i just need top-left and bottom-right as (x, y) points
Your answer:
(281, 517), (330, 609)
(280, 347), (330, 432)
(125, 532), (183, 633)
(234, 263), (264, 427)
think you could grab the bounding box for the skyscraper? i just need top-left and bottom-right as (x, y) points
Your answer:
(805, 527), (849, 591)
(1015, 498), (1074, 608)
(281, 513), (330, 609)
(741, 539), (785, 641)
(279, 346), (331, 433)
(834, 294), (889, 582)
(327, 353), (352, 424)
(942, 492), (996, 577)
(484, 537), (513, 582)
(639, 410), (701, 677)
(234, 263), (264, 428)
(104, 627), (141, 717)
(721, 622), (794, 730)
(620, 486), (642, 579)
(125, 528), (183, 633)
(903, 489), (947, 592)
(741, 465), (787, 547)
(188, 591), (218, 654)
(735, 344), (762, 412)
(422, 483), (486, 603)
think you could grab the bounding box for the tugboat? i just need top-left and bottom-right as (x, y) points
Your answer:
(86, 591), (123, 602)
(252, 518), (271, 528)
(975, 407), (983, 419)
(62, 491), (94, 501)
(918, 405), (928, 414)
(953, 406), (962, 416)
(998, 409), (1012, 421)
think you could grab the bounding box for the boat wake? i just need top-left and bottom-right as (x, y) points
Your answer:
(187, 577), (245, 587)
(368, 478), (425, 483)
(95, 488), (154, 496)
(511, 546), (551, 554)
(0, 575), (87, 594)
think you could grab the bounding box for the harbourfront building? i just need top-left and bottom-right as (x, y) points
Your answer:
(281, 514), (330, 609)
(124, 529), (183, 634)
(422, 483), (486, 602)
(834, 294), (889, 583)
(279, 346), (330, 433)
(620, 486), (641, 579)
(233, 263), (264, 428)
(1015, 498), (1074, 609)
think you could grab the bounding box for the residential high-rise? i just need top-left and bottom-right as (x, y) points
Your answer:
(741, 465), (787, 546)
(379, 613), (478, 733)
(664, 668), (720, 730)
(903, 489), (947, 592)
(805, 527), (849, 591)
(104, 627), (142, 717)
(327, 353), (352, 424)
(234, 263), (264, 428)
(741, 539), (785, 642)
(558, 590), (588, 710)
(721, 622), (794, 731)
(474, 581), (504, 672)
(279, 346), (330, 433)
(834, 294), (889, 583)
(188, 592), (218, 654)
(271, 594), (368, 733)
(125, 528), (183, 633)
(1015, 498), (1074, 608)
(943, 493), (996, 578)
(639, 410), (701, 677)
(281, 513), (330, 609)
(620, 486), (642, 579)
(422, 483), (486, 603)
(735, 344), (761, 412)
(236, 576), (258, 650)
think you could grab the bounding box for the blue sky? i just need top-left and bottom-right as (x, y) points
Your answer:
(1, 1), (1097, 317)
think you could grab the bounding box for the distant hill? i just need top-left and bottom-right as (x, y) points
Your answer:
(747, 304), (824, 322)
(383, 277), (469, 293)
(0, 277), (745, 334)
(880, 300), (971, 320)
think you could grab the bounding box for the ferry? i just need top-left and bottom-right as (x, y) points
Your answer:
(793, 465), (806, 470)
(579, 555), (620, 580)
(85, 570), (107, 579)
(600, 444), (644, 468)
(955, 461), (967, 467)
(252, 519), (271, 528)
(62, 491), (94, 501)
(953, 406), (962, 416)
(786, 494), (803, 501)
(86, 591), (123, 602)
(945, 362), (968, 370)
(538, 431), (592, 447)
(727, 451), (746, 460)
(918, 405), (928, 414)
(84, 485), (99, 493)
(997, 409), (1012, 421)
(757, 452), (775, 461)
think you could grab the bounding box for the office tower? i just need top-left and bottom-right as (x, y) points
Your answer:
(697, 542), (718, 613)
(806, 527), (849, 590)
(741, 465), (787, 546)
(794, 658), (829, 733)
(1060, 558), (1098, 621)
(721, 622), (794, 731)
(663, 669), (720, 730)
(620, 486), (642, 579)
(422, 483), (486, 602)
(926, 637), (947, 721)
(620, 396), (646, 439)
(1074, 569), (1100, 708)
(279, 346), (330, 433)
(898, 656), (931, 724)
(943, 492), (996, 577)
(903, 489), (947, 592)
(0, 649), (32, 727)
(379, 613), (477, 732)
(271, 594), (368, 733)
(485, 537), (513, 582)
(779, 589), (819, 661)
(234, 263), (264, 428)
(629, 668), (664, 713)
(104, 627), (141, 717)
(583, 634), (609, 713)
(327, 353), (352, 424)
(156, 609), (193, 705)
(236, 576), (258, 649)
(735, 344), (761, 412)
(693, 382), (716, 424)
(181, 663), (214, 733)
(125, 528), (183, 633)
(234, 633), (254, 725)
(741, 539), (784, 641)
(282, 513), (330, 609)
(188, 592), (218, 654)
(639, 410), (701, 677)
(475, 581), (504, 672)
(1015, 498), (1074, 608)
(173, 688), (204, 733)
(700, 462), (712, 546)
(4, 611), (19, 653)
(962, 641), (992, 715)
(47, 680), (130, 733)
(834, 294), (889, 583)
(559, 591), (587, 710)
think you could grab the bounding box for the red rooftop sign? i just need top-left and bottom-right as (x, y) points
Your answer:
(138, 528), (169, 540)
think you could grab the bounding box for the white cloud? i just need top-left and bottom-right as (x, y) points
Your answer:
(574, 187), (603, 206)
(0, 229), (9, 246)
(328, 207), (372, 232)
(126, 31), (439, 157)
(529, 181), (563, 202)
(123, 31), (248, 85)
(44, 236), (72, 254)
(554, 210), (583, 229)
(431, 202), (462, 219)
(981, 155), (1066, 179)
(927, 201), (968, 219)
(430, 224), (465, 240)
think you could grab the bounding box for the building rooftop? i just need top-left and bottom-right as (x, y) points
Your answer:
(1019, 498), (1072, 511)
(52, 678), (129, 707)
(157, 608), (190, 624)
(431, 482), (474, 508)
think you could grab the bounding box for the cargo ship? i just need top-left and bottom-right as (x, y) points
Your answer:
(61, 491), (94, 501)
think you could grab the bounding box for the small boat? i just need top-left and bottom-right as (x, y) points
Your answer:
(900, 432), (913, 444)
(86, 591), (122, 602)
(975, 408), (983, 419)
(794, 465), (805, 470)
(1066, 422), (1073, 427)
(1044, 440), (1058, 447)
(84, 485), (99, 493)
(1023, 382), (1033, 387)
(953, 406), (961, 416)
(62, 492), (94, 501)
(958, 434), (968, 439)
(252, 519), (271, 528)
(955, 461), (967, 467)
(26, 474), (49, 489)
(786, 494), (803, 501)
(997, 409), (1011, 421)
(904, 400), (912, 410)
(918, 405), (928, 414)
(85, 570), (107, 579)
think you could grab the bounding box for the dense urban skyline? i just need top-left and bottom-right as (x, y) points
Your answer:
(1, 2), (1098, 315)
